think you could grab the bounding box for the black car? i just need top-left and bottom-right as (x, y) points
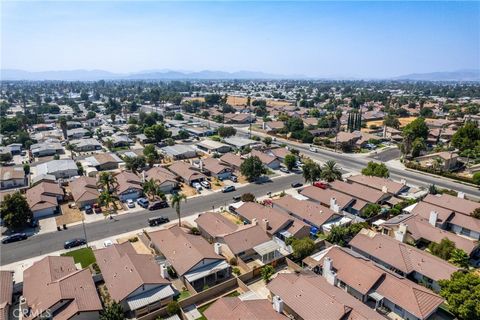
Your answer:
(148, 216), (170, 226)
(2, 233), (28, 244)
(149, 201), (169, 211)
(64, 238), (87, 249)
(84, 205), (93, 214)
(291, 182), (303, 188)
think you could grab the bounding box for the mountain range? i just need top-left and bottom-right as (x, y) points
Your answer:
(1, 68), (479, 81)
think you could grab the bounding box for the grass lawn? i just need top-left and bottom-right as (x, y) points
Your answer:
(196, 302), (214, 320)
(177, 290), (191, 301)
(226, 291), (240, 297)
(61, 247), (96, 268)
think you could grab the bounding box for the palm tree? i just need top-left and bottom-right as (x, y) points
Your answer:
(58, 117), (68, 140)
(171, 193), (187, 227)
(97, 172), (118, 193)
(143, 178), (166, 201)
(98, 190), (118, 217)
(320, 160), (342, 182)
(302, 159), (322, 184)
(66, 143), (75, 159)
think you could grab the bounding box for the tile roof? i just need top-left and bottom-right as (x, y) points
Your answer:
(235, 202), (292, 235)
(300, 186), (354, 210)
(23, 256), (102, 320)
(329, 180), (386, 204)
(273, 195), (338, 227)
(0, 271), (13, 320)
(94, 242), (171, 303)
(349, 230), (459, 281)
(26, 182), (62, 211)
(219, 152), (244, 168)
(222, 225), (271, 255)
(145, 166), (178, 185)
(70, 176), (99, 203)
(115, 171), (142, 195)
(423, 194), (480, 216)
(195, 212), (239, 238)
(204, 297), (287, 320)
(347, 175), (406, 195)
(149, 226), (225, 276)
(250, 150), (278, 166)
(168, 161), (206, 183)
(268, 273), (383, 320)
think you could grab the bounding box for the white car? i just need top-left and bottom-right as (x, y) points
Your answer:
(201, 181), (211, 189)
(103, 240), (114, 247)
(126, 199), (135, 208)
(192, 182), (202, 191)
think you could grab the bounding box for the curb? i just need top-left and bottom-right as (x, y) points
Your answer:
(404, 168), (478, 189)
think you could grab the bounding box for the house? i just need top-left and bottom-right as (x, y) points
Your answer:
(196, 140), (231, 154)
(36, 160), (78, 180)
(219, 152), (244, 171)
(0, 271), (13, 320)
(204, 297), (288, 320)
(220, 225), (282, 265)
(0, 166), (27, 190)
(233, 202), (310, 240)
(23, 256), (102, 320)
(299, 186), (356, 213)
(329, 180), (390, 206)
(148, 226), (230, 292)
(104, 134), (133, 148)
(69, 138), (102, 152)
(423, 193), (480, 217)
(223, 137), (258, 149)
(6, 143), (22, 155)
(302, 117), (318, 127)
(272, 195), (347, 233)
(26, 182), (63, 218)
(265, 148), (290, 162)
(161, 145), (197, 160)
(250, 150), (281, 170)
(263, 121), (285, 133)
(94, 242), (174, 317)
(183, 126), (215, 137)
(167, 161), (206, 186)
(115, 171), (143, 202)
(415, 151), (459, 171)
(84, 118), (102, 128)
(267, 273), (384, 320)
(67, 128), (90, 139)
(85, 153), (123, 171)
(329, 131), (362, 148)
(379, 212), (479, 256)
(70, 176), (99, 209)
(66, 121), (83, 129)
(199, 158), (232, 180)
(346, 175), (409, 196)
(303, 246), (445, 320)
(195, 212), (239, 242)
(349, 229), (459, 293)
(224, 113), (253, 124)
(143, 167), (179, 193)
(30, 142), (64, 157)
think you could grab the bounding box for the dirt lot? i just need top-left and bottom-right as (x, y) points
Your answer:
(221, 211), (243, 225)
(56, 204), (84, 226)
(183, 96), (294, 108)
(117, 236), (152, 254)
(211, 178), (224, 191)
(180, 183), (199, 197)
(366, 116), (418, 128)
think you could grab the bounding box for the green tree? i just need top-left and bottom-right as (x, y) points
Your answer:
(240, 156), (267, 182)
(99, 190), (119, 215)
(383, 114), (400, 129)
(326, 223), (368, 247)
(428, 238), (456, 260)
(361, 161), (389, 178)
(439, 271), (480, 320)
(100, 301), (125, 320)
(23, 164), (30, 175)
(123, 156), (146, 174)
(86, 111), (96, 119)
(241, 193), (256, 202)
(411, 137), (426, 158)
(449, 249), (470, 268)
(171, 193), (187, 227)
(174, 113), (184, 121)
(472, 208), (480, 219)
(217, 126), (237, 138)
(0, 192), (33, 230)
(361, 203), (382, 218)
(320, 160), (342, 182)
(263, 136), (272, 147)
(58, 116), (68, 140)
(260, 265), (275, 283)
(284, 154), (297, 171)
(0, 153), (13, 163)
(144, 124), (171, 142)
(97, 172), (118, 193)
(302, 159), (322, 184)
(451, 121), (480, 152)
(143, 144), (160, 167)
(286, 117), (304, 132)
(143, 178), (166, 201)
(166, 301), (180, 316)
(402, 117), (429, 156)
(291, 237), (315, 260)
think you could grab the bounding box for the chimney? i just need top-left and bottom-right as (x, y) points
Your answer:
(199, 160), (204, 172)
(381, 185), (388, 194)
(400, 179), (407, 185)
(322, 257), (337, 286)
(330, 197), (339, 213)
(214, 242), (222, 255)
(394, 223), (407, 243)
(262, 122), (266, 130)
(272, 296), (284, 313)
(252, 218), (258, 226)
(160, 264), (169, 279)
(429, 211), (438, 227)
(262, 219), (270, 231)
(141, 170), (146, 183)
(457, 192), (465, 199)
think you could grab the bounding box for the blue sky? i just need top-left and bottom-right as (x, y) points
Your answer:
(1, 1), (479, 78)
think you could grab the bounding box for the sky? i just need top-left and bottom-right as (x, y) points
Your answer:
(1, 1), (479, 78)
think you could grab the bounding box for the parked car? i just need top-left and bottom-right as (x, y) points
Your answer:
(291, 182), (303, 188)
(279, 167), (289, 173)
(149, 201), (169, 211)
(295, 161), (303, 168)
(64, 238), (87, 249)
(201, 180), (211, 189)
(84, 205), (93, 214)
(230, 175), (238, 183)
(126, 199), (135, 208)
(2, 233), (28, 244)
(93, 203), (102, 213)
(313, 181), (328, 189)
(137, 198), (149, 208)
(232, 195), (242, 202)
(28, 219), (39, 228)
(103, 239), (114, 247)
(148, 216), (170, 226)
(309, 145), (319, 152)
(192, 182), (203, 191)
(222, 185), (236, 193)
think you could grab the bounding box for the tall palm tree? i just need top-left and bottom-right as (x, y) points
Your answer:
(143, 178), (166, 201)
(171, 193), (187, 227)
(97, 172), (118, 193)
(98, 190), (119, 217)
(320, 160), (342, 182)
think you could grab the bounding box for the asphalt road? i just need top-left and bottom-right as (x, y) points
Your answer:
(0, 173), (302, 266)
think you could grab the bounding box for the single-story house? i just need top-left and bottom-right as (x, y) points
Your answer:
(70, 176), (99, 209)
(415, 151), (459, 171)
(67, 128), (90, 139)
(199, 158), (232, 180)
(115, 171), (143, 202)
(196, 140), (231, 154)
(30, 142), (64, 157)
(219, 153), (244, 171)
(26, 181), (64, 218)
(36, 160), (78, 180)
(346, 175), (409, 196)
(0, 166), (27, 190)
(143, 167), (179, 193)
(0, 271), (14, 320)
(69, 138), (102, 152)
(85, 153), (123, 171)
(195, 212), (239, 242)
(167, 161), (206, 186)
(423, 193), (480, 217)
(223, 137), (259, 149)
(263, 121), (285, 133)
(250, 150), (281, 170)
(204, 297), (288, 320)
(161, 145), (197, 160)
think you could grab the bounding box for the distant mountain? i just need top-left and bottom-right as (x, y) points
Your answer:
(1, 69), (304, 81)
(393, 69), (480, 81)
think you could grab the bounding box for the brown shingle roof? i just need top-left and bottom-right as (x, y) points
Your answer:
(250, 150), (278, 166)
(204, 297), (287, 320)
(300, 186), (355, 210)
(219, 152), (244, 168)
(149, 226), (224, 276)
(26, 182), (63, 211)
(349, 230), (460, 281)
(329, 180), (386, 204)
(423, 194), (480, 216)
(273, 195), (338, 227)
(94, 242), (171, 302)
(347, 175), (406, 195)
(222, 225), (271, 255)
(70, 176), (99, 203)
(235, 202), (292, 235)
(195, 212), (239, 238)
(0, 271), (13, 320)
(115, 171), (142, 195)
(23, 256), (102, 320)
(145, 166), (178, 185)
(0, 166), (24, 181)
(201, 157), (230, 175)
(168, 161), (206, 183)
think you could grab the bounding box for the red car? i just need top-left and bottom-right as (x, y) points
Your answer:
(93, 203), (102, 213)
(313, 181), (328, 189)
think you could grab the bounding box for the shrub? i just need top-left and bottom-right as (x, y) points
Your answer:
(261, 265), (275, 283)
(241, 193), (255, 202)
(166, 301), (180, 316)
(190, 227), (200, 235)
(232, 267), (241, 276)
(128, 236), (138, 242)
(229, 257), (238, 266)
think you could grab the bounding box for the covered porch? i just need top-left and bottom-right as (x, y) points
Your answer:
(184, 260), (230, 292)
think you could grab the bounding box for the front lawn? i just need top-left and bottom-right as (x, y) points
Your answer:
(61, 247), (96, 268)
